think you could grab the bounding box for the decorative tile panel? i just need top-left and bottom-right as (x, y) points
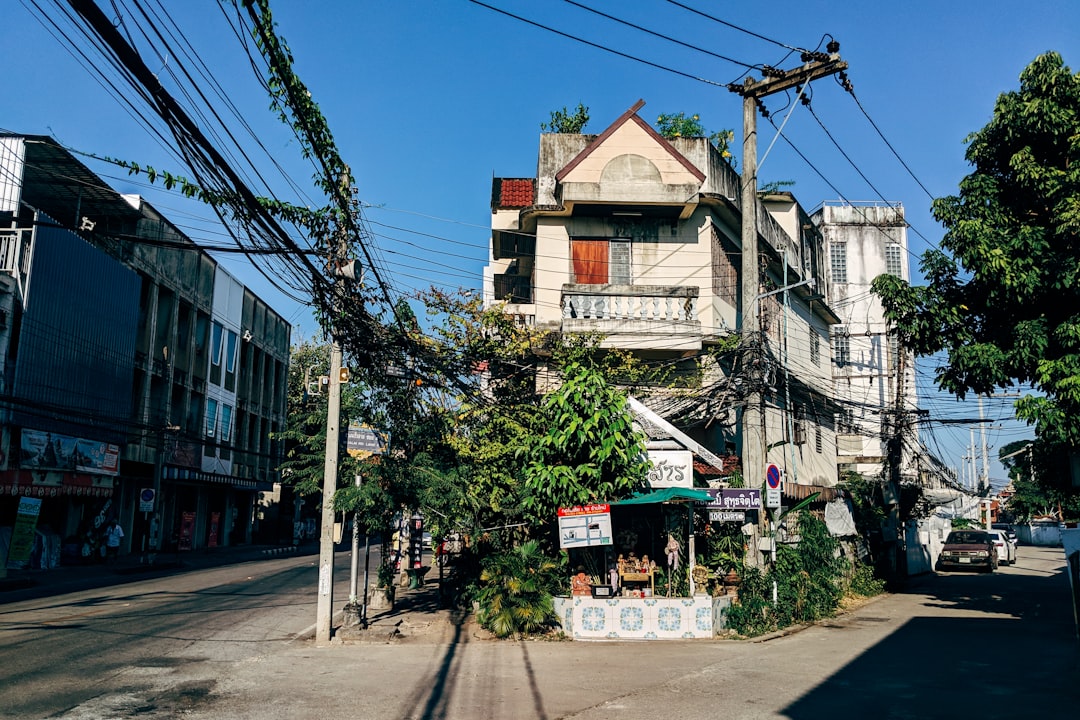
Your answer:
(657, 607), (681, 632)
(582, 606), (606, 632)
(619, 605), (644, 632)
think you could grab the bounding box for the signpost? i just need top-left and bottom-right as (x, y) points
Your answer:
(765, 463), (782, 509)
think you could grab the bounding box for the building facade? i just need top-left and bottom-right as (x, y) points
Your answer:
(484, 102), (840, 491)
(814, 201), (920, 484)
(0, 134), (289, 569)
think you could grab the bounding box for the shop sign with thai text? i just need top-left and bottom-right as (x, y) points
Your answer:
(702, 488), (762, 510)
(709, 510), (746, 523)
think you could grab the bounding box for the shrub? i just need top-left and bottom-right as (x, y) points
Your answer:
(848, 561), (886, 597)
(475, 540), (566, 638)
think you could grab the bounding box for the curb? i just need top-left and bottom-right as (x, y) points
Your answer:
(260, 546), (299, 557)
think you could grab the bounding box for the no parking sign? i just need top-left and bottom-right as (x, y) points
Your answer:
(765, 464), (782, 508)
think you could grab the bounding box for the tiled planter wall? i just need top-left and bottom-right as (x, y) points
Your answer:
(553, 595), (733, 640)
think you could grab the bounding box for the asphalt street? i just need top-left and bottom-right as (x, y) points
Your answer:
(1, 546), (1077, 719)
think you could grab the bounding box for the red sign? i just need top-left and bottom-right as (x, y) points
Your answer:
(208, 512), (220, 548)
(558, 504), (610, 517)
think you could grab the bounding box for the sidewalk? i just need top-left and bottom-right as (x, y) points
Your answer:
(335, 565), (475, 644)
(0, 541), (318, 604)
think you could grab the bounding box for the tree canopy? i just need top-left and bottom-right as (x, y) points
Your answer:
(873, 52), (1080, 450)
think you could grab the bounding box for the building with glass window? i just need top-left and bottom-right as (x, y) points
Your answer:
(0, 134), (290, 568)
(813, 201), (920, 482)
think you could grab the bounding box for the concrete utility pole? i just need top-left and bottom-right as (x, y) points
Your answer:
(315, 172), (353, 646)
(315, 337), (342, 645)
(729, 49), (847, 537)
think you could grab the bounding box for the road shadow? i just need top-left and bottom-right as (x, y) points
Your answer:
(784, 565), (1080, 719)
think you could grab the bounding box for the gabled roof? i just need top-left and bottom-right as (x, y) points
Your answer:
(554, 99), (706, 184)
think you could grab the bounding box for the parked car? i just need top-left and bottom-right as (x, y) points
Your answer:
(992, 523), (1019, 546)
(936, 530), (998, 573)
(987, 529), (1016, 565)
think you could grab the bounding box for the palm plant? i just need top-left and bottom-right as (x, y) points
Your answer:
(475, 540), (565, 638)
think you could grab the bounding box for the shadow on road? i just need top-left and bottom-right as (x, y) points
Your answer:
(784, 563), (1080, 719)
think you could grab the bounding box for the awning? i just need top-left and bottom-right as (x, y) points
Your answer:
(612, 487), (714, 505)
(162, 466), (273, 491)
(782, 483), (841, 502)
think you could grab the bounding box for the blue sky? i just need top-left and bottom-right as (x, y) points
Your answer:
(8, 0), (1080, 484)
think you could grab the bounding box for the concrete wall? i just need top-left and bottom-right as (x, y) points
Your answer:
(1017, 522), (1063, 547)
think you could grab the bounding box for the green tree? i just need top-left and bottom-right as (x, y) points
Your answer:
(541, 103), (590, 133)
(872, 52), (1080, 470)
(520, 359), (649, 524)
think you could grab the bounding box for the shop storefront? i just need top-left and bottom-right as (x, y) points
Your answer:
(553, 486), (749, 640)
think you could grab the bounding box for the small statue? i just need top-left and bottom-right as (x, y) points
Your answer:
(640, 554), (651, 573)
(571, 567), (591, 596)
(665, 534), (681, 572)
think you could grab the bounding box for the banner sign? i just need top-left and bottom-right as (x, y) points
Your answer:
(20, 429), (119, 476)
(709, 510), (746, 523)
(557, 504), (612, 549)
(646, 450), (693, 488)
(178, 511), (196, 551)
(7, 497), (43, 564)
(703, 488), (762, 510)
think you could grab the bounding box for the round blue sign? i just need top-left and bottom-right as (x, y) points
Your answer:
(766, 464), (782, 489)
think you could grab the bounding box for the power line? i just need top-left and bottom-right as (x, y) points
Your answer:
(466, 0), (733, 87)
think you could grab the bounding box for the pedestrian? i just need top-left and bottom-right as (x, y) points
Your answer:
(103, 519), (124, 563)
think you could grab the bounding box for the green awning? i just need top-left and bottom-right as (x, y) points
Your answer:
(611, 487), (713, 505)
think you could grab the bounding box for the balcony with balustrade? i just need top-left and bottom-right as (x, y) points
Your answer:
(560, 284), (701, 350)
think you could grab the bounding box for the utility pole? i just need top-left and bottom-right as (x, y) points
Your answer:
(315, 336), (342, 645)
(979, 395), (990, 490)
(315, 171), (353, 646)
(885, 340), (906, 585)
(730, 47), (847, 564)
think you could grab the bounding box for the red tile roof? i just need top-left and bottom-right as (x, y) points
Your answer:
(499, 179), (534, 208)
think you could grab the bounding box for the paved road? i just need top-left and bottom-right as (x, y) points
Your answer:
(1, 546), (1077, 719)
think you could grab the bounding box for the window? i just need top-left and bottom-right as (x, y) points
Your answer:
(790, 406), (807, 445)
(888, 334), (900, 374)
(226, 331), (238, 373)
(220, 404), (233, 443)
(836, 408), (856, 434)
(810, 332), (820, 366)
(571, 239), (631, 284)
(830, 241), (847, 284)
(711, 226), (738, 306)
(833, 333), (850, 366)
(609, 240), (631, 285)
(815, 426), (823, 453)
(205, 398), (218, 437)
(885, 243), (903, 277)
(211, 322), (224, 366)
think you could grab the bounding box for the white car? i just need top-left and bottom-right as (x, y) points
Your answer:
(987, 529), (1016, 565)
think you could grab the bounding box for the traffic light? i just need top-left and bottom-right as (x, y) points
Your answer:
(339, 367), (350, 383)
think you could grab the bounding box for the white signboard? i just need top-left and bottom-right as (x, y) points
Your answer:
(646, 450), (693, 488)
(557, 504), (613, 549)
(709, 510), (746, 523)
(766, 488), (782, 508)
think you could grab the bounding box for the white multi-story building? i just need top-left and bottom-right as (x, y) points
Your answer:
(484, 102), (841, 490)
(814, 201), (920, 482)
